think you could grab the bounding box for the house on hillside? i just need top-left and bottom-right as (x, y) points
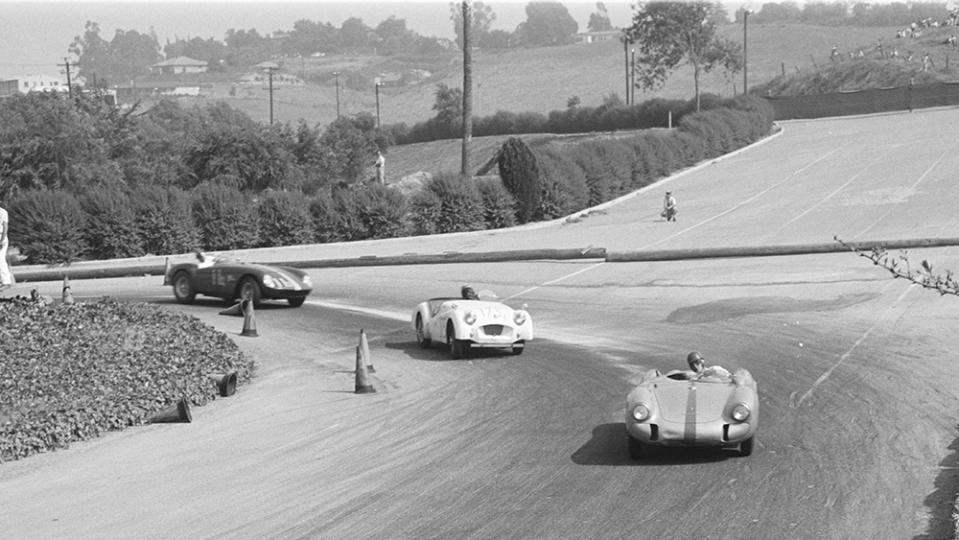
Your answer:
(576, 30), (622, 44)
(151, 56), (208, 75)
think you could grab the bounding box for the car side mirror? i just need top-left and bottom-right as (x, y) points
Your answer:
(521, 303), (528, 311)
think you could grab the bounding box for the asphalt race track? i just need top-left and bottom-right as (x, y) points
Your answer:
(2, 108), (959, 539)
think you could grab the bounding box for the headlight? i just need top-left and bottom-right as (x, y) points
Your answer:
(262, 275), (277, 288)
(302, 275), (313, 287)
(731, 403), (750, 422)
(631, 404), (651, 422)
(514, 311), (527, 325)
(464, 311), (477, 325)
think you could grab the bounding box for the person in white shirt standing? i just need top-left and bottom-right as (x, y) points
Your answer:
(0, 203), (15, 290)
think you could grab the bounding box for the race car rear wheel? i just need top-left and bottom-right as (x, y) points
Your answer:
(172, 271), (196, 304)
(627, 436), (645, 460)
(739, 436), (754, 457)
(237, 277), (262, 308)
(447, 322), (467, 359)
(287, 297), (306, 307)
(416, 315), (431, 348)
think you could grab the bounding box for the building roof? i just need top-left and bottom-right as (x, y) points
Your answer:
(152, 56), (208, 68)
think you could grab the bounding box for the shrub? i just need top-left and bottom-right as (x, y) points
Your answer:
(475, 178), (517, 229)
(191, 183), (259, 250)
(405, 189), (443, 236)
(130, 185), (199, 256)
(308, 190), (341, 243)
(568, 143), (610, 206)
(81, 187), (144, 260)
(354, 183), (407, 239)
(536, 147), (589, 219)
(420, 172), (485, 233)
(498, 137), (542, 224)
(255, 189), (314, 248)
(8, 190), (86, 264)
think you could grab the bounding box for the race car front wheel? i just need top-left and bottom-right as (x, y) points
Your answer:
(238, 277), (262, 308)
(172, 272), (196, 304)
(416, 315), (431, 348)
(447, 322), (468, 359)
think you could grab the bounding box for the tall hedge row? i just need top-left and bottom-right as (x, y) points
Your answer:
(7, 98), (774, 264)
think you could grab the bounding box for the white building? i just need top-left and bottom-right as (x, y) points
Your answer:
(0, 74), (70, 95)
(151, 56), (208, 75)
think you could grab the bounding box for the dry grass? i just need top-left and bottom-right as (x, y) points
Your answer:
(159, 23), (907, 127)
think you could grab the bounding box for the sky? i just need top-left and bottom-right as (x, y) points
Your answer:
(0, 1), (637, 79)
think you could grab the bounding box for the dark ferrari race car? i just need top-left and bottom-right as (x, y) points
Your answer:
(166, 254), (313, 308)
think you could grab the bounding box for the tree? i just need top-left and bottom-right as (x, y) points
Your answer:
(433, 83), (463, 136)
(375, 16), (418, 54)
(624, 1), (742, 111)
(515, 1), (579, 47)
(588, 2), (614, 32)
(318, 113), (384, 183)
(69, 22), (161, 82)
(450, 1), (497, 49)
(340, 17), (372, 49)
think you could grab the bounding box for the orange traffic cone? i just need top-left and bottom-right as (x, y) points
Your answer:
(219, 302), (243, 316)
(354, 345), (375, 394)
(210, 372), (237, 397)
(146, 397), (192, 424)
(61, 276), (75, 305)
(162, 257), (172, 286)
(359, 328), (374, 373)
(240, 299), (258, 337)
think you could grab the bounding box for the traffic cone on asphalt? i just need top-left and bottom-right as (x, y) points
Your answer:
(359, 329), (374, 373)
(61, 276), (75, 305)
(240, 299), (258, 337)
(210, 372), (237, 397)
(219, 302), (243, 316)
(146, 398), (192, 424)
(162, 257), (172, 286)
(354, 345), (375, 394)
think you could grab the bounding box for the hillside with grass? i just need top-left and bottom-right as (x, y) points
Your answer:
(140, 23), (929, 128)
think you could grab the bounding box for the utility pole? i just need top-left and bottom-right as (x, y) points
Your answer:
(461, 0), (473, 178)
(743, 9), (751, 96)
(622, 34), (630, 105)
(333, 71), (340, 119)
(630, 47), (636, 106)
(374, 79), (381, 127)
(266, 66), (276, 124)
(58, 57), (75, 98)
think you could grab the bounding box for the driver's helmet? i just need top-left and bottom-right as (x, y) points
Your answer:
(461, 285), (477, 300)
(687, 351), (705, 371)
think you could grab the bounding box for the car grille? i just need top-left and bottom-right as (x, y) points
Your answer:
(482, 324), (505, 336)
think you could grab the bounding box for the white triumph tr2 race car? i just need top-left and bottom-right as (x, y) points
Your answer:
(411, 290), (533, 359)
(625, 367), (759, 459)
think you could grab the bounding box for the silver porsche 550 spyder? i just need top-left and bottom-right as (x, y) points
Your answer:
(411, 291), (533, 359)
(625, 367), (759, 459)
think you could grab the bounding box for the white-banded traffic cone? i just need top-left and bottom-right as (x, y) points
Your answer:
(210, 372), (238, 397)
(240, 299), (258, 337)
(354, 345), (375, 394)
(359, 329), (374, 373)
(146, 397), (192, 424)
(219, 302), (244, 316)
(62, 276), (75, 305)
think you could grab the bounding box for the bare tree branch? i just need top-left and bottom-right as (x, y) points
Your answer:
(835, 236), (959, 296)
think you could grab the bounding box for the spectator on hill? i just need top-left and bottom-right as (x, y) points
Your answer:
(374, 151), (386, 184)
(0, 202), (14, 290)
